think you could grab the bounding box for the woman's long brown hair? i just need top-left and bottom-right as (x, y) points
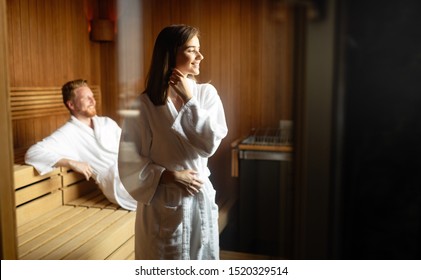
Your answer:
(143, 24), (199, 106)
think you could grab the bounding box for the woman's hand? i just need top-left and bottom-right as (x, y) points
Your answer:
(160, 169), (204, 196)
(168, 68), (193, 103)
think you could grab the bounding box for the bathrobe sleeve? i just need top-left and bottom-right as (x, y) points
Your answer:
(118, 102), (165, 205)
(171, 83), (228, 157)
(24, 125), (78, 175)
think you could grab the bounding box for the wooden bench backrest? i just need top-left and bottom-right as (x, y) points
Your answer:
(14, 164), (97, 226)
(10, 86), (102, 120)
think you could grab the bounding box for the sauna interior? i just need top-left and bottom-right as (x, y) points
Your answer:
(2, 0), (421, 260)
(3, 0), (302, 260)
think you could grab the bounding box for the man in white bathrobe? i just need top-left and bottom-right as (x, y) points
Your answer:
(118, 25), (228, 259)
(25, 79), (137, 211)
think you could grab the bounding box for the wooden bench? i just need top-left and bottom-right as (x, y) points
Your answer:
(14, 164), (135, 260)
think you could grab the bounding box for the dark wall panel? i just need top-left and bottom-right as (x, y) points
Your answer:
(342, 0), (421, 259)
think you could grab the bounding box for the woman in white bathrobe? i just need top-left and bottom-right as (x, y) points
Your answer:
(118, 25), (228, 259)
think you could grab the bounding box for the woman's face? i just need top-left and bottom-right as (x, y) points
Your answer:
(175, 35), (204, 76)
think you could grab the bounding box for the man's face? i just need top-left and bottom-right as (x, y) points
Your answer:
(68, 86), (97, 118)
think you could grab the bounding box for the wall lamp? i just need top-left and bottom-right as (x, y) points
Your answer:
(90, 19), (115, 42)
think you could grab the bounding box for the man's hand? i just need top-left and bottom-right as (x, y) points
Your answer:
(68, 160), (93, 181)
(55, 159), (93, 181)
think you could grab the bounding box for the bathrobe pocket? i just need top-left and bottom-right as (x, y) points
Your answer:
(158, 204), (183, 239)
(154, 184), (184, 257)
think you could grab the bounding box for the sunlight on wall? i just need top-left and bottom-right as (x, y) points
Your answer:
(117, 0), (143, 111)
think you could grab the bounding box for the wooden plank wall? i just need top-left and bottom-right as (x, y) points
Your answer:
(6, 0), (102, 163)
(7, 0), (101, 87)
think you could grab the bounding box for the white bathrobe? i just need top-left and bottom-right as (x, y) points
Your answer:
(25, 115), (137, 211)
(118, 78), (228, 259)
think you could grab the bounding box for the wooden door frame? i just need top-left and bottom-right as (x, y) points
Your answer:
(292, 0), (339, 259)
(0, 0), (18, 260)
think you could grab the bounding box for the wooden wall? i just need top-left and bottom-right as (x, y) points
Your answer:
(7, 0), (103, 161)
(7, 0), (297, 202)
(7, 0), (101, 86)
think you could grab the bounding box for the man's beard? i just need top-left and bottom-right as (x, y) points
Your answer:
(85, 107), (97, 117)
(78, 106), (97, 118)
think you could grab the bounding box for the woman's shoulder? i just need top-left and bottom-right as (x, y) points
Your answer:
(139, 92), (155, 102)
(125, 93), (151, 109)
(139, 93), (156, 109)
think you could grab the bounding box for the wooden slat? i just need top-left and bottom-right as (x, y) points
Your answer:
(12, 97), (64, 104)
(18, 207), (87, 258)
(94, 198), (119, 209)
(61, 170), (86, 186)
(17, 206), (74, 237)
(66, 190), (120, 209)
(10, 86), (101, 92)
(19, 208), (102, 260)
(62, 180), (98, 204)
(237, 143), (293, 153)
(126, 251), (135, 260)
(65, 189), (103, 207)
(231, 148), (239, 177)
(42, 209), (128, 260)
(65, 189), (120, 210)
(74, 193), (112, 208)
(18, 206), (84, 246)
(13, 148), (29, 165)
(64, 211), (135, 260)
(14, 164), (60, 190)
(22, 208), (108, 260)
(106, 235), (135, 260)
(218, 196), (237, 234)
(12, 104), (65, 112)
(10, 86), (102, 120)
(16, 191), (63, 227)
(19, 0), (31, 84)
(12, 110), (68, 120)
(15, 174), (61, 206)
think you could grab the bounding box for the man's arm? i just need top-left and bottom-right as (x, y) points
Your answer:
(54, 158), (93, 181)
(25, 125), (86, 177)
